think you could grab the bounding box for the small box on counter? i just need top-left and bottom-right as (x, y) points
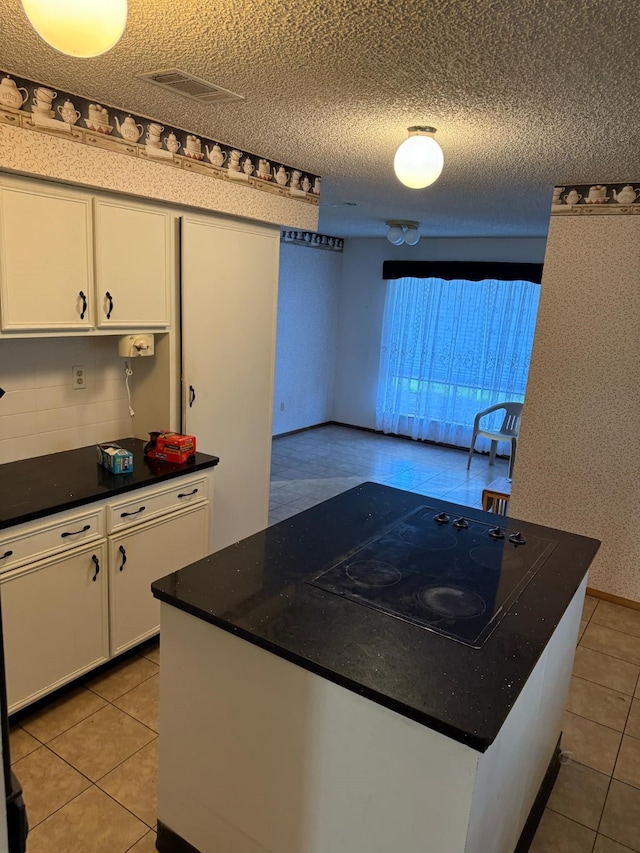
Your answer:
(144, 431), (196, 464)
(96, 443), (134, 474)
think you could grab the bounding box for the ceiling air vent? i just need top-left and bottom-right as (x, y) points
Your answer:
(137, 69), (244, 105)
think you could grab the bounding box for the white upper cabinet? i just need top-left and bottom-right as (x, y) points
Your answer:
(94, 197), (173, 328)
(0, 181), (94, 331)
(0, 176), (175, 334)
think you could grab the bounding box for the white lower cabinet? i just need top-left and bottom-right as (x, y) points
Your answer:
(0, 473), (213, 714)
(108, 503), (209, 656)
(0, 541), (109, 712)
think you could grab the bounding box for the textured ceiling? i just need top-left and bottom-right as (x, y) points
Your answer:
(1, 0), (638, 238)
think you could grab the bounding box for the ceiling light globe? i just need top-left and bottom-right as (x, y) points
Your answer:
(394, 127), (444, 190)
(403, 227), (420, 246)
(386, 226), (405, 245)
(21, 0), (128, 58)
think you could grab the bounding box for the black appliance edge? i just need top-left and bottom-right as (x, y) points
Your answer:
(155, 738), (562, 853)
(0, 598), (28, 852)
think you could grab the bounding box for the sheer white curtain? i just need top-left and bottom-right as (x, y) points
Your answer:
(375, 277), (540, 450)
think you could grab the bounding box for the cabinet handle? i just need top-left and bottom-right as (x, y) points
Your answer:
(178, 488), (198, 498)
(118, 545), (127, 571)
(1, 550), (13, 560)
(91, 554), (100, 582)
(61, 524), (91, 538)
(189, 385), (196, 407)
(79, 290), (87, 320)
(105, 291), (114, 319)
(120, 505), (146, 518)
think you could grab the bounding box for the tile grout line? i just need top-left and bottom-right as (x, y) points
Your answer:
(84, 665), (160, 705)
(564, 705), (635, 739)
(578, 638), (640, 670)
(544, 804), (599, 839)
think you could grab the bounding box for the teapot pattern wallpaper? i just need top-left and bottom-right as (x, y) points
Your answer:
(280, 230), (343, 252)
(0, 70), (320, 207)
(552, 183), (640, 214)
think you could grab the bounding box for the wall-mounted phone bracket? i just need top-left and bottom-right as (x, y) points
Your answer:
(118, 334), (155, 358)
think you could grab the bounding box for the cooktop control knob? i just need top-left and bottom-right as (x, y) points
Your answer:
(509, 531), (527, 546)
(453, 517), (469, 529)
(434, 512), (450, 524)
(489, 526), (505, 539)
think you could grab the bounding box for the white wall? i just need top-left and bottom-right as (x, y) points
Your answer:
(0, 336), (132, 463)
(272, 242), (342, 435)
(333, 237), (548, 429)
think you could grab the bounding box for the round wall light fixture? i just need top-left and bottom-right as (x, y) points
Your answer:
(386, 220), (420, 247)
(394, 126), (444, 189)
(21, 0), (128, 58)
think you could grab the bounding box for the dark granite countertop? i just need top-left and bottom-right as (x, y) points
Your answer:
(0, 438), (219, 531)
(151, 482), (599, 752)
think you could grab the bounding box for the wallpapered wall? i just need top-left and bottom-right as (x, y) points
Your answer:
(0, 122), (318, 231)
(510, 213), (640, 600)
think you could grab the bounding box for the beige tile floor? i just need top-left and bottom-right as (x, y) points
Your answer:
(9, 427), (640, 852)
(530, 594), (640, 853)
(10, 643), (160, 853)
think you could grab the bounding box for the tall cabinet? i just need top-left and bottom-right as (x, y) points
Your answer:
(181, 214), (280, 553)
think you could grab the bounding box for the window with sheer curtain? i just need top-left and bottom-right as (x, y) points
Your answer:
(375, 276), (541, 450)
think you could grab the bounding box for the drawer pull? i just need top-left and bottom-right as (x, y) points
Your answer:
(178, 488), (199, 498)
(1, 550), (13, 560)
(91, 554), (100, 582)
(105, 291), (114, 319)
(61, 524), (91, 538)
(118, 545), (127, 571)
(121, 506), (146, 518)
(79, 290), (87, 320)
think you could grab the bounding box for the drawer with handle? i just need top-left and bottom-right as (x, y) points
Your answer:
(106, 475), (208, 534)
(0, 507), (104, 574)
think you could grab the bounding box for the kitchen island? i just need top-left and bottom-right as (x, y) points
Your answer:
(151, 482), (600, 853)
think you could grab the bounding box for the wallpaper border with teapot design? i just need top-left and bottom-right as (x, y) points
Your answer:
(0, 69), (321, 206)
(552, 183), (640, 214)
(280, 230), (344, 252)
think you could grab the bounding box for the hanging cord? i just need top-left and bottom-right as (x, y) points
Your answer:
(124, 360), (135, 417)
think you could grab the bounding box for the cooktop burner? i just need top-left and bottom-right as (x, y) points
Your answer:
(309, 506), (557, 648)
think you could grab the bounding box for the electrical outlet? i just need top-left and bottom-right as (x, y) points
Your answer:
(280, 402), (285, 412)
(72, 365), (86, 390)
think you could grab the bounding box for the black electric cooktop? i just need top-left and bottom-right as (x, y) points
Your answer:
(310, 505), (557, 648)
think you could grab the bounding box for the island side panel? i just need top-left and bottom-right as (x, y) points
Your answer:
(157, 603), (480, 853)
(465, 576), (586, 853)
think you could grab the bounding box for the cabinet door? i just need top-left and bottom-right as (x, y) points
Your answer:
(0, 541), (108, 713)
(182, 214), (279, 552)
(94, 198), (173, 328)
(109, 503), (208, 656)
(0, 181), (94, 331)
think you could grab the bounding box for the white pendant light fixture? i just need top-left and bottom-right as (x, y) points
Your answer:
(386, 220), (420, 246)
(394, 126), (444, 189)
(21, 0), (128, 58)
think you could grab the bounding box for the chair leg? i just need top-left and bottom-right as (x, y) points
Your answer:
(508, 438), (517, 479)
(489, 440), (497, 466)
(467, 433), (477, 470)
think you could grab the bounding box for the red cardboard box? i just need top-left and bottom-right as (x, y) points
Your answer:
(144, 432), (196, 464)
